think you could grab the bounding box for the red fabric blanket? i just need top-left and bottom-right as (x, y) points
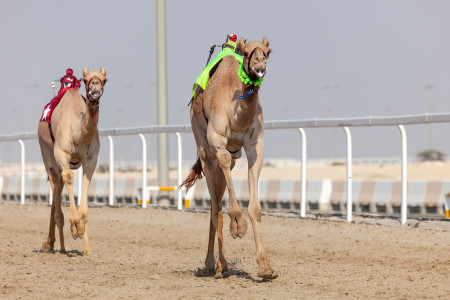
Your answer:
(39, 87), (79, 124)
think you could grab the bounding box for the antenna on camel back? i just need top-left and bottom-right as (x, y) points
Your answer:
(51, 79), (59, 97)
(204, 33), (238, 67)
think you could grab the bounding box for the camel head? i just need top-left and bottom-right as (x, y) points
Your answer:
(238, 37), (271, 80)
(83, 67), (107, 101)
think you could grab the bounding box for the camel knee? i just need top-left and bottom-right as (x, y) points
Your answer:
(62, 169), (74, 185)
(217, 151), (231, 168)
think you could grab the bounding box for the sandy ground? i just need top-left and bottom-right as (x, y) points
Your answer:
(0, 203), (449, 299)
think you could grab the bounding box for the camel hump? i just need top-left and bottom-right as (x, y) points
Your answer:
(64, 88), (83, 100)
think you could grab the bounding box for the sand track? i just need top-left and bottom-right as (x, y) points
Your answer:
(1, 203), (449, 299)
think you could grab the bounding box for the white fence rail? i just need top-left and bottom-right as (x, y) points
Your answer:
(2, 112), (450, 225)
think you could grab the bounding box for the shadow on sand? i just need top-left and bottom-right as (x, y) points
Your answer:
(33, 249), (83, 257)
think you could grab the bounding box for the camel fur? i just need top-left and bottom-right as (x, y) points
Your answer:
(38, 66), (106, 256)
(181, 37), (278, 279)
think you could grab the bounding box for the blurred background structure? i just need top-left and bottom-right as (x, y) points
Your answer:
(1, 0), (450, 167)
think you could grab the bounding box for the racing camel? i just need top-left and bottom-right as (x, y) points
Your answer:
(38, 67), (106, 256)
(181, 37), (278, 279)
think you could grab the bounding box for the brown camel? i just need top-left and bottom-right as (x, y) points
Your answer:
(38, 67), (106, 255)
(181, 37), (278, 279)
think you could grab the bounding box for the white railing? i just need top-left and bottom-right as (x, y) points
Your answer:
(2, 112), (450, 225)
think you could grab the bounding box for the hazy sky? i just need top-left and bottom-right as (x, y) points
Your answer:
(1, 0), (450, 165)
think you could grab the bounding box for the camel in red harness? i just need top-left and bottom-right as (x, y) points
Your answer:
(181, 37), (278, 279)
(38, 67), (106, 255)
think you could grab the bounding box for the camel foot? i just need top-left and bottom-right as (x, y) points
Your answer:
(83, 249), (91, 256)
(205, 256), (216, 272)
(257, 269), (278, 280)
(213, 260), (229, 279)
(214, 271), (223, 279)
(70, 221), (85, 240)
(60, 249), (67, 255)
(42, 242), (54, 253)
(230, 216), (247, 239)
(214, 269), (229, 279)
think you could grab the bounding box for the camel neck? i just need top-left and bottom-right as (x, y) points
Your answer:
(240, 84), (259, 101)
(84, 96), (100, 128)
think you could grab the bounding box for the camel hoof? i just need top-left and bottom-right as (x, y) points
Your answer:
(214, 271), (223, 279)
(230, 216), (247, 238)
(70, 225), (78, 239)
(237, 216), (247, 238)
(83, 249), (91, 256)
(257, 270), (279, 280)
(230, 220), (238, 238)
(60, 250), (67, 255)
(42, 242), (52, 253)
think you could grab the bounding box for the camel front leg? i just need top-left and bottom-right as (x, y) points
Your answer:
(54, 149), (80, 240)
(78, 155), (97, 255)
(200, 156), (228, 278)
(244, 137), (278, 280)
(207, 131), (247, 239)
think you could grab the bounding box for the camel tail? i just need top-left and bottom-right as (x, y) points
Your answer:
(179, 158), (203, 192)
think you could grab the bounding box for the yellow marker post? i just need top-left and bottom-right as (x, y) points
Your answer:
(445, 193), (450, 218)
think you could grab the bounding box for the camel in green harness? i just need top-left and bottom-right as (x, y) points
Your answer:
(181, 37), (277, 280)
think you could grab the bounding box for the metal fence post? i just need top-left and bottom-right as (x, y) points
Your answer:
(139, 134), (147, 208)
(18, 140), (25, 205)
(397, 125), (408, 225)
(343, 127), (352, 222)
(297, 128), (307, 218)
(176, 132), (183, 210)
(107, 135), (114, 206)
(77, 166), (82, 206)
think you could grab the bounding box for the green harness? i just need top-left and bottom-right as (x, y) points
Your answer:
(192, 47), (243, 97)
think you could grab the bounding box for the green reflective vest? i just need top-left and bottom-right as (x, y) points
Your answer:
(192, 46), (243, 97)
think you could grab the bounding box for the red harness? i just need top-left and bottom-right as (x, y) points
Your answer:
(39, 77), (104, 143)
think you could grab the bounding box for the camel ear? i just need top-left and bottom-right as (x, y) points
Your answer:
(83, 66), (89, 77)
(100, 67), (106, 77)
(262, 37), (269, 47)
(238, 37), (248, 55)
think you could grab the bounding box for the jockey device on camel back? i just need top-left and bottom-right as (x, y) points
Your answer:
(39, 68), (82, 142)
(189, 34), (243, 103)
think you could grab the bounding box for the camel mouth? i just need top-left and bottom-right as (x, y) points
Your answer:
(252, 66), (267, 79)
(89, 90), (103, 99)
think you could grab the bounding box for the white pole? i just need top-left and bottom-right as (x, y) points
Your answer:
(107, 135), (114, 206)
(156, 0), (170, 192)
(77, 166), (82, 206)
(18, 139), (25, 205)
(343, 127), (352, 222)
(49, 186), (53, 205)
(297, 128), (307, 218)
(139, 134), (147, 208)
(397, 125), (408, 225)
(176, 132), (183, 210)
